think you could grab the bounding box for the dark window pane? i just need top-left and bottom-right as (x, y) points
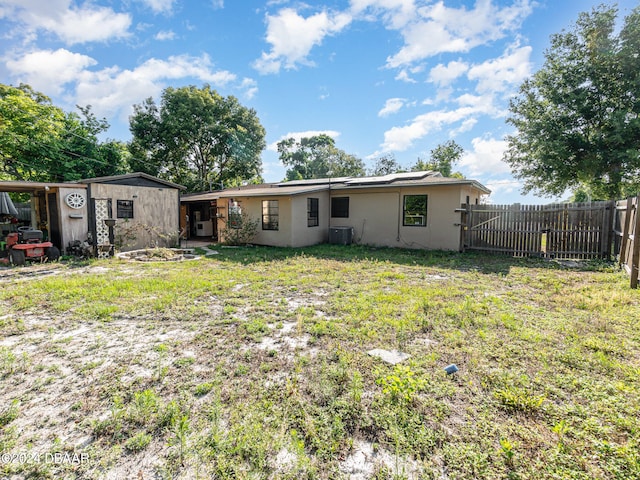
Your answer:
(117, 200), (134, 219)
(331, 197), (349, 218)
(308, 198), (319, 227)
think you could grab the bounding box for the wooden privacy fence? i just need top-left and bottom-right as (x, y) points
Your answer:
(461, 198), (640, 288)
(460, 201), (615, 259)
(614, 195), (640, 288)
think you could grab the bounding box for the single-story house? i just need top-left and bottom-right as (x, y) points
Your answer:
(182, 171), (490, 250)
(0, 172), (185, 257)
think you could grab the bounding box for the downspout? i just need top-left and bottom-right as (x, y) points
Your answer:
(328, 177), (332, 238)
(396, 191), (402, 242)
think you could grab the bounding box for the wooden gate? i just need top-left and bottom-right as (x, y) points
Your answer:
(461, 202), (614, 259)
(615, 195), (640, 288)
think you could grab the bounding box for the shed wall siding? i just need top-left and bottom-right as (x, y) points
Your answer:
(57, 187), (90, 250)
(89, 184), (179, 251)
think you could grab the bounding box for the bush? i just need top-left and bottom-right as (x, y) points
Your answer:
(221, 211), (259, 246)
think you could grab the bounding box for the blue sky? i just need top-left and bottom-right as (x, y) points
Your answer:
(1, 0), (637, 203)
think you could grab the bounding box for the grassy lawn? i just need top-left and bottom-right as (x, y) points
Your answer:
(0, 245), (639, 479)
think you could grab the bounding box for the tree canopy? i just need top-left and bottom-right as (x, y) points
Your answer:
(1, 83), (65, 181)
(129, 85), (266, 192)
(504, 5), (640, 200)
(410, 140), (464, 177)
(277, 134), (365, 180)
(0, 83), (128, 182)
(370, 154), (403, 176)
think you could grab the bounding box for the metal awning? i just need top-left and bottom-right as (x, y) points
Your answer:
(0, 181), (86, 193)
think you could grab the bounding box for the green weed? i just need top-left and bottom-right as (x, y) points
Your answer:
(124, 432), (152, 452)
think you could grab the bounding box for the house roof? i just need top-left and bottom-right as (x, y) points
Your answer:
(179, 171), (490, 202)
(78, 172), (186, 190)
(332, 176), (491, 194)
(275, 176), (353, 187)
(218, 184), (329, 198)
(276, 171), (441, 187)
(275, 171), (490, 194)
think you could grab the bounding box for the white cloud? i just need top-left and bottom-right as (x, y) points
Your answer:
(484, 179), (521, 196)
(428, 60), (468, 87)
(459, 137), (512, 177)
(240, 77), (258, 99)
(138, 0), (175, 14)
(378, 97), (406, 117)
(467, 44), (532, 93)
(155, 30), (177, 41)
(380, 107), (478, 151)
(5, 48), (97, 94)
(1, 0), (131, 45)
(386, 0), (533, 68)
(394, 69), (417, 83)
(253, 8), (352, 74)
(349, 0), (416, 29)
(70, 54), (238, 121)
(380, 90), (501, 152)
(267, 130), (341, 152)
(455, 93), (498, 114)
(450, 118), (477, 136)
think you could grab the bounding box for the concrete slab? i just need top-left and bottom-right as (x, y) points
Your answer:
(367, 348), (410, 365)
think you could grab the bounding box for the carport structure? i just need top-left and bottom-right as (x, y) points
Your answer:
(0, 180), (88, 252)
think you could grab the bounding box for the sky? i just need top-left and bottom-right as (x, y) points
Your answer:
(1, 0), (637, 204)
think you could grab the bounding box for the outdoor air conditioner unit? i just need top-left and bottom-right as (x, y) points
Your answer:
(329, 226), (353, 245)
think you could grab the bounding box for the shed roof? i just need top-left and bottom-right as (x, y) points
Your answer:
(78, 172), (186, 190)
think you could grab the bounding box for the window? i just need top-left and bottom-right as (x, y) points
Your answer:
(403, 195), (427, 226)
(228, 201), (242, 229)
(307, 198), (319, 227)
(331, 197), (349, 218)
(262, 200), (279, 230)
(116, 200), (134, 219)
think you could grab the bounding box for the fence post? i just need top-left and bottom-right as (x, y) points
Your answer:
(630, 195), (640, 289)
(619, 197), (633, 268)
(457, 203), (470, 252)
(602, 201), (615, 259)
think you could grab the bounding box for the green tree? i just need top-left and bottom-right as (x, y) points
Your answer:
(369, 153), (403, 176)
(55, 106), (129, 181)
(0, 83), (66, 181)
(129, 85), (266, 192)
(411, 140), (464, 177)
(0, 84), (127, 182)
(504, 5), (640, 200)
(277, 134), (365, 180)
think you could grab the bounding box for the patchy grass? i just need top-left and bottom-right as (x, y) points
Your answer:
(0, 245), (639, 479)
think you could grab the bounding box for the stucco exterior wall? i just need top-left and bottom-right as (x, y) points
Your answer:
(215, 183), (486, 251)
(330, 185), (468, 250)
(89, 184), (180, 251)
(218, 196), (292, 246)
(290, 192), (330, 246)
(217, 192), (330, 247)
